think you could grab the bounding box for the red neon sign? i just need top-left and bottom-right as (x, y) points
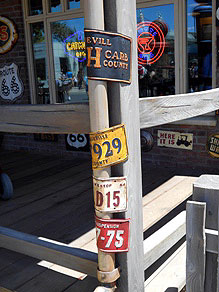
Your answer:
(137, 21), (166, 65)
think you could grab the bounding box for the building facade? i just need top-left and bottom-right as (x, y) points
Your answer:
(0, 0), (218, 170)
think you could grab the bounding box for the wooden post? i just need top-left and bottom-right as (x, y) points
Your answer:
(193, 175), (219, 292)
(104, 1), (144, 291)
(84, 1), (116, 290)
(186, 201), (206, 292)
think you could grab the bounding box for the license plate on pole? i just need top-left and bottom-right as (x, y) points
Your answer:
(90, 124), (128, 169)
(93, 176), (127, 213)
(96, 217), (130, 252)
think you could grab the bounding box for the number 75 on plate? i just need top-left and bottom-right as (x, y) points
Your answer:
(95, 217), (130, 252)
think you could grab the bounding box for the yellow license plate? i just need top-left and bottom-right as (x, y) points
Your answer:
(90, 124), (128, 169)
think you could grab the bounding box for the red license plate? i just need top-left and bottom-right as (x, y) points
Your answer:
(95, 217), (130, 252)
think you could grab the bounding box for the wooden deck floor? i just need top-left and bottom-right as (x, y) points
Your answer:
(0, 150), (212, 292)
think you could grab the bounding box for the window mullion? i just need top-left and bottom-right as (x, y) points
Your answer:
(45, 19), (57, 104)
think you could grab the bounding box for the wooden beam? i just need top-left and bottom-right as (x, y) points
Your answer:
(144, 211), (186, 270)
(206, 229), (218, 254)
(186, 201), (206, 292)
(145, 242), (186, 292)
(0, 88), (219, 134)
(0, 226), (97, 277)
(193, 175), (219, 292)
(104, 1), (144, 291)
(139, 88), (219, 128)
(0, 104), (90, 134)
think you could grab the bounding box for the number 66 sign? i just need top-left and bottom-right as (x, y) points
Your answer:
(90, 124), (128, 169)
(96, 217), (130, 252)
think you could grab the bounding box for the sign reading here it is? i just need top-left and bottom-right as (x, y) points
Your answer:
(157, 130), (193, 150)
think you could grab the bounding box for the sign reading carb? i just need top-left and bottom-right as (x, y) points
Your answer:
(84, 29), (132, 83)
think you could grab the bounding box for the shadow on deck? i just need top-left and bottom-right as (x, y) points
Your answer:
(0, 150), (215, 292)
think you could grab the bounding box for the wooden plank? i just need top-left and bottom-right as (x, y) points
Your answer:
(104, 1), (144, 291)
(0, 226), (98, 277)
(0, 287), (15, 292)
(206, 229), (218, 254)
(144, 211), (186, 270)
(0, 104), (90, 134)
(139, 88), (219, 128)
(143, 176), (197, 231)
(14, 269), (77, 292)
(186, 201), (206, 292)
(144, 242), (186, 292)
(193, 175), (219, 292)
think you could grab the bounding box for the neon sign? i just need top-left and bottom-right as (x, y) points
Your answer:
(137, 21), (166, 65)
(63, 30), (86, 62)
(0, 16), (18, 55)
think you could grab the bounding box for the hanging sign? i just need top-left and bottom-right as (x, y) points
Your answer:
(157, 130), (193, 150)
(0, 16), (18, 54)
(93, 176), (127, 213)
(207, 134), (219, 158)
(0, 63), (24, 101)
(84, 29), (132, 83)
(96, 217), (130, 252)
(90, 124), (128, 169)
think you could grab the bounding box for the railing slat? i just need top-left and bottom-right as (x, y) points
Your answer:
(0, 226), (97, 277)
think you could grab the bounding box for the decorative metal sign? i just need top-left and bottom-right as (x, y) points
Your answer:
(137, 21), (166, 65)
(0, 63), (24, 101)
(207, 134), (219, 158)
(0, 16), (18, 54)
(84, 29), (132, 83)
(157, 130), (193, 150)
(63, 30), (86, 62)
(96, 217), (130, 252)
(90, 124), (128, 169)
(93, 176), (127, 213)
(65, 133), (90, 152)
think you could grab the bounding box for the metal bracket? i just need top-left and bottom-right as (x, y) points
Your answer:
(97, 267), (120, 284)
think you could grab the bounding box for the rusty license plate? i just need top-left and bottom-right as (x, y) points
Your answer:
(93, 176), (127, 213)
(95, 217), (130, 252)
(90, 124), (128, 169)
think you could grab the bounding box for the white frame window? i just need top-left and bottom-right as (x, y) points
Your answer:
(22, 0), (84, 104)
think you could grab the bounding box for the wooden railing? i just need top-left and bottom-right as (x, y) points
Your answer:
(0, 88), (219, 134)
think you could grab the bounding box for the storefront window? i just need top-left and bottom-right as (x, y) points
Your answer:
(49, 0), (61, 13)
(31, 22), (50, 104)
(137, 5), (175, 97)
(51, 18), (88, 103)
(68, 0), (80, 10)
(187, 0), (212, 92)
(29, 0), (43, 16)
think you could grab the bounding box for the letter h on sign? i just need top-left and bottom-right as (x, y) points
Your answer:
(87, 47), (102, 68)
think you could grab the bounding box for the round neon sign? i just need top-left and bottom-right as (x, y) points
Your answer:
(137, 21), (166, 65)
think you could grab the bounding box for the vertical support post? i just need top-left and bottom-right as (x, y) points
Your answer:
(84, 1), (115, 290)
(193, 175), (219, 292)
(104, 1), (144, 291)
(186, 201), (206, 292)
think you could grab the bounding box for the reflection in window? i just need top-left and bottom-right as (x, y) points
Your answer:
(137, 5), (175, 97)
(51, 18), (88, 104)
(29, 0), (43, 15)
(68, 0), (80, 10)
(31, 22), (50, 104)
(49, 0), (61, 13)
(187, 0), (212, 92)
